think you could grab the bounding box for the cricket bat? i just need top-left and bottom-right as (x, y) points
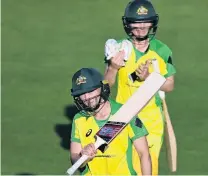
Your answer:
(152, 59), (177, 172)
(66, 72), (166, 175)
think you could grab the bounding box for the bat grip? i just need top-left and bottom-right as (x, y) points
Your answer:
(66, 154), (89, 175)
(66, 136), (106, 175)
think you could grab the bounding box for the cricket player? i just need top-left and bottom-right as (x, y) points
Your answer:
(104, 0), (176, 174)
(70, 68), (152, 175)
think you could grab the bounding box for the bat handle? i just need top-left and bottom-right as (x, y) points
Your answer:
(66, 136), (106, 175)
(66, 154), (89, 175)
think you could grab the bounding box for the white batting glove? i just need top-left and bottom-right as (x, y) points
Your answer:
(104, 39), (133, 62)
(104, 39), (119, 60)
(118, 40), (133, 61)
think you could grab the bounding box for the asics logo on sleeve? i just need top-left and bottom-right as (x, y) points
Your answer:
(86, 129), (92, 137)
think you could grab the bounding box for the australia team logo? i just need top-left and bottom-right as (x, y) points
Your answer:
(76, 75), (87, 85)
(137, 6), (148, 15)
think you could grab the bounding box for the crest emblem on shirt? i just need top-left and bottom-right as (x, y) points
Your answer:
(86, 129), (92, 137)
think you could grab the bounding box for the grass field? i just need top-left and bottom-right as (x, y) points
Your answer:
(2, 0), (208, 175)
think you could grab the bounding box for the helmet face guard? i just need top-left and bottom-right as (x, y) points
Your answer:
(122, 15), (159, 41)
(71, 68), (110, 117)
(73, 94), (102, 117)
(122, 0), (159, 41)
(73, 81), (110, 117)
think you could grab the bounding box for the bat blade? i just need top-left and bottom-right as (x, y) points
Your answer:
(152, 59), (177, 172)
(163, 99), (177, 172)
(66, 72), (166, 175)
(111, 72), (166, 122)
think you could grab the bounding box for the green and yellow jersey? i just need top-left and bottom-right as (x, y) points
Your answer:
(71, 99), (148, 175)
(115, 38), (176, 111)
(107, 38), (176, 175)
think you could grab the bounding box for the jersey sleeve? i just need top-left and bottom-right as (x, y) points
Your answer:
(127, 117), (148, 141)
(164, 55), (176, 77)
(151, 39), (176, 78)
(158, 44), (176, 78)
(71, 118), (81, 143)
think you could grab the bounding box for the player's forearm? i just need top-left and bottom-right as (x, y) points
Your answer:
(140, 153), (152, 175)
(104, 65), (118, 87)
(160, 76), (174, 92)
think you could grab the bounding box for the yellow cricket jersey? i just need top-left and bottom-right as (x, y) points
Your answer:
(110, 38), (176, 175)
(115, 38), (176, 111)
(71, 99), (148, 175)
